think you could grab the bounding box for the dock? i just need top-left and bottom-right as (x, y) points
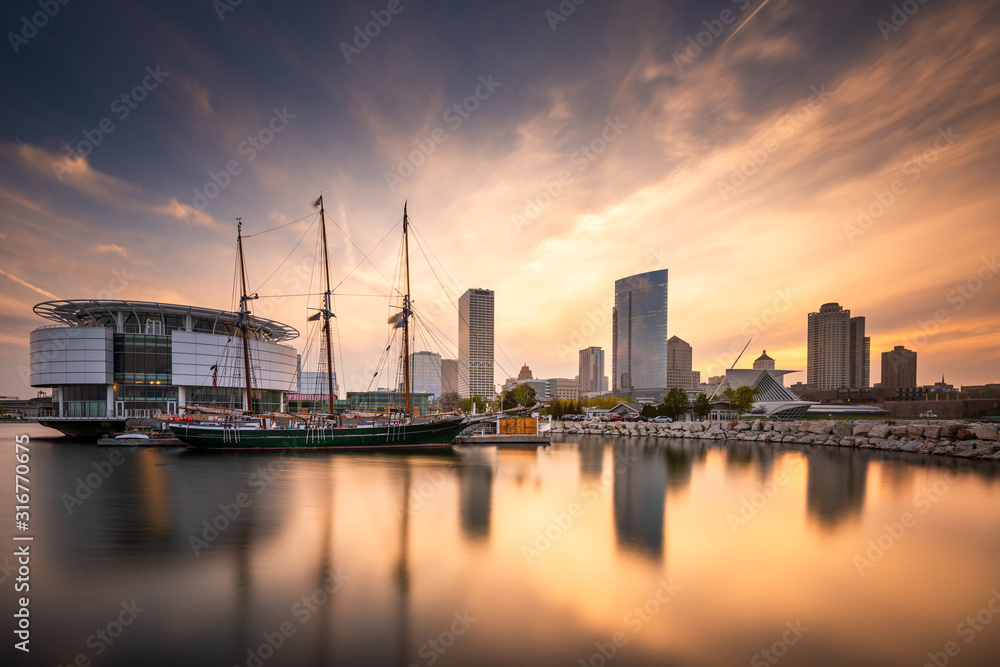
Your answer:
(453, 434), (550, 447)
(97, 436), (185, 447)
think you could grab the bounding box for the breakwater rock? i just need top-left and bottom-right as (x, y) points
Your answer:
(549, 419), (1000, 461)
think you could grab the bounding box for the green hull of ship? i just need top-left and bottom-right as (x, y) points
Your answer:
(167, 418), (469, 450)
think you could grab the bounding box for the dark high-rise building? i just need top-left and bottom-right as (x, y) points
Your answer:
(612, 269), (668, 399)
(881, 345), (917, 388)
(849, 316), (870, 389)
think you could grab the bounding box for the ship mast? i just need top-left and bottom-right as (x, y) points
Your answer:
(236, 218), (258, 414)
(316, 196), (337, 414)
(402, 203), (412, 419)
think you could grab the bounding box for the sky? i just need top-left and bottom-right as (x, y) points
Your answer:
(1, 0), (999, 398)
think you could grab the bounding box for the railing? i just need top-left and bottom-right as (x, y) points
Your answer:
(50, 406), (169, 419)
(32, 324), (117, 332)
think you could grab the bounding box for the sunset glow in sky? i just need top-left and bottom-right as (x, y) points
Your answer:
(1, 0), (998, 396)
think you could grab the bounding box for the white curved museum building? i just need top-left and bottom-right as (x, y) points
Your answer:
(30, 300), (298, 436)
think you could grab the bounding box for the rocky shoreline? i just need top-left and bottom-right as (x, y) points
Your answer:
(549, 418), (1000, 460)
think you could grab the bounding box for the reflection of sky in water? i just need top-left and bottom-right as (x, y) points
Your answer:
(6, 424), (1000, 667)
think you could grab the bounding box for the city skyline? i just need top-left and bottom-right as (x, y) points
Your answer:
(1, 0), (999, 397)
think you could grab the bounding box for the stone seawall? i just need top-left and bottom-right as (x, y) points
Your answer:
(549, 419), (1000, 460)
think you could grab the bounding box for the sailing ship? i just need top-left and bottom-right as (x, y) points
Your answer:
(168, 198), (471, 450)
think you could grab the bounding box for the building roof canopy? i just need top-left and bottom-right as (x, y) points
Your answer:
(33, 299), (299, 342)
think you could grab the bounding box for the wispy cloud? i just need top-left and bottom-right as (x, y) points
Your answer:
(0, 268), (59, 300)
(92, 244), (129, 258)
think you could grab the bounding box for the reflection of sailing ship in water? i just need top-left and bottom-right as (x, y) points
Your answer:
(806, 448), (869, 527)
(612, 446), (667, 561)
(395, 461), (412, 666)
(312, 459), (336, 664)
(664, 441), (695, 494)
(231, 488), (255, 664)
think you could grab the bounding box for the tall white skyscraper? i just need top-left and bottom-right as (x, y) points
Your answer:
(459, 288), (495, 399)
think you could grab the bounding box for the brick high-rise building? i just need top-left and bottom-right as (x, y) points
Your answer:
(881, 345), (917, 388)
(753, 350), (775, 370)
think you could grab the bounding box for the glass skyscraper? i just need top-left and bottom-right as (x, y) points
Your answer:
(612, 269), (668, 399)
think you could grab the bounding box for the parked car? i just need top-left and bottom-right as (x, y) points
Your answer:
(609, 415), (623, 422)
(652, 416), (673, 423)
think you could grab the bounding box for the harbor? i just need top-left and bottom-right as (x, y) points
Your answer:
(6, 421), (1000, 667)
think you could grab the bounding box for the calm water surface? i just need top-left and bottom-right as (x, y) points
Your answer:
(3, 423), (1000, 667)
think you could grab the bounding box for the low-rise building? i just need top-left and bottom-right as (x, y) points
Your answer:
(29, 299), (298, 436)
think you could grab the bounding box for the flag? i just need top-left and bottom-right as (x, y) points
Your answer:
(212, 368), (217, 388)
(314, 196), (323, 207)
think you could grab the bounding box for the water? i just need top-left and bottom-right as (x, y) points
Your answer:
(3, 422), (1000, 667)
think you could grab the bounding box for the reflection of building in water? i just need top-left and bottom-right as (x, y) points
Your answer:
(877, 460), (915, 496)
(754, 448), (776, 483)
(722, 441), (776, 482)
(458, 460), (493, 540)
(664, 443), (694, 493)
(806, 448), (868, 527)
(613, 447), (667, 561)
(725, 442), (756, 470)
(578, 441), (605, 480)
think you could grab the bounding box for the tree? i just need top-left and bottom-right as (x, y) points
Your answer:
(511, 383), (537, 409)
(640, 404), (659, 419)
(500, 384), (536, 410)
(459, 395), (488, 413)
(439, 392), (460, 411)
(692, 393), (713, 421)
(723, 385), (758, 419)
(580, 395), (632, 410)
(662, 388), (690, 421)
